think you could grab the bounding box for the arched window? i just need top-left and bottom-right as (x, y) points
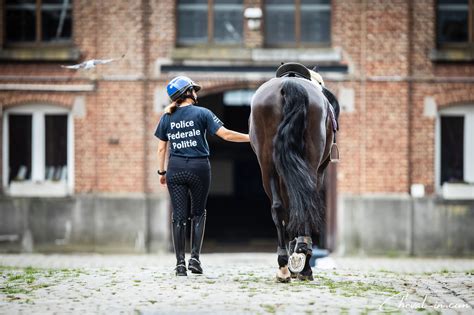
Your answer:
(2, 104), (74, 196)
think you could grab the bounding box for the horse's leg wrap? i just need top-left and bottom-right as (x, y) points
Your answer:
(289, 236), (313, 274)
(289, 238), (297, 255)
(293, 236), (314, 281)
(277, 246), (289, 268)
(295, 236), (313, 255)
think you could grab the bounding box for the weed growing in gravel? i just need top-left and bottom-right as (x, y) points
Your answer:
(312, 275), (399, 297)
(0, 265), (87, 302)
(261, 303), (277, 313)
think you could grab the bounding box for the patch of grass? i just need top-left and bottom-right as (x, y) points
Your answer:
(261, 304), (277, 314)
(148, 300), (157, 304)
(465, 269), (474, 275)
(0, 266), (86, 299)
(339, 307), (349, 314)
(2, 286), (31, 295)
(313, 275), (399, 297)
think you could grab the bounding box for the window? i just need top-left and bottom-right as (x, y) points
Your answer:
(2, 105), (74, 196)
(436, 0), (472, 47)
(5, 0), (72, 44)
(265, 0), (331, 47)
(177, 0), (243, 45)
(436, 105), (474, 199)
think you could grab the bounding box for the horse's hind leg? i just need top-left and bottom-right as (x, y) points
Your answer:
(294, 236), (314, 281)
(270, 176), (291, 283)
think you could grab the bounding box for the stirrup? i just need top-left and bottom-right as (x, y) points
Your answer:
(330, 142), (339, 163)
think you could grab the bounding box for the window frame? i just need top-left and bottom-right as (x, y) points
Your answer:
(435, 0), (474, 49)
(175, 0), (244, 47)
(3, 0), (74, 48)
(263, 0), (332, 48)
(435, 104), (474, 199)
(2, 104), (75, 197)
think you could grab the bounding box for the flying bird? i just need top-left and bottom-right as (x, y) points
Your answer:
(61, 54), (125, 70)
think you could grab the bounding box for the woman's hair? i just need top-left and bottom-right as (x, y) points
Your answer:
(164, 88), (194, 114)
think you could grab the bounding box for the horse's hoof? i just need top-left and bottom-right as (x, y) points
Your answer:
(290, 272), (298, 279)
(297, 273), (314, 281)
(288, 253), (306, 273)
(276, 276), (291, 283)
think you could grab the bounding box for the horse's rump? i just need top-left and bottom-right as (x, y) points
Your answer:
(250, 77), (330, 237)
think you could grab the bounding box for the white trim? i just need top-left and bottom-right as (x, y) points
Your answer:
(435, 114), (441, 194)
(436, 104), (474, 198)
(31, 112), (45, 181)
(67, 113), (75, 194)
(2, 113), (9, 190)
(3, 104), (74, 197)
(7, 104), (69, 114)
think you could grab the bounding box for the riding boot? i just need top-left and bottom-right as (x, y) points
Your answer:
(172, 220), (187, 276)
(188, 211), (206, 274)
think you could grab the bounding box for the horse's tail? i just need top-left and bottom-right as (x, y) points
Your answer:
(273, 79), (323, 237)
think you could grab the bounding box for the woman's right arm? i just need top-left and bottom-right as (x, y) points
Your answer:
(215, 126), (250, 142)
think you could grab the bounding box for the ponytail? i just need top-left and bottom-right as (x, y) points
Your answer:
(164, 102), (178, 114)
(164, 88), (195, 115)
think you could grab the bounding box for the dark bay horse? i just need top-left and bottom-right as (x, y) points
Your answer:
(249, 73), (339, 282)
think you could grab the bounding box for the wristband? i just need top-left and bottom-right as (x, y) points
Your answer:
(157, 170), (167, 175)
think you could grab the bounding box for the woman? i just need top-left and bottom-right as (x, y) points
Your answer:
(155, 76), (250, 276)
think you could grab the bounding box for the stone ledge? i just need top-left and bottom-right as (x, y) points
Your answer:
(171, 47), (341, 63)
(430, 47), (474, 62)
(0, 46), (81, 62)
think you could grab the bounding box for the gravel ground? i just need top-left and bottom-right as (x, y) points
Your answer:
(0, 253), (472, 314)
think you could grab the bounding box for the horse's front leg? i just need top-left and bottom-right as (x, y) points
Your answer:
(270, 176), (291, 283)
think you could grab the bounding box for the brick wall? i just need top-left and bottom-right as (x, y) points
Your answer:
(1, 0), (473, 196)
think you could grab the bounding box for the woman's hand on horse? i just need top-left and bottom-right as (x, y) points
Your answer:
(216, 126), (250, 142)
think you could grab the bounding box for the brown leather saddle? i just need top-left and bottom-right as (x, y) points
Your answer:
(275, 62), (312, 81)
(276, 62), (340, 163)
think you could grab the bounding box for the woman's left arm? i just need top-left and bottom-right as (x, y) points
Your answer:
(215, 126), (250, 142)
(157, 140), (168, 185)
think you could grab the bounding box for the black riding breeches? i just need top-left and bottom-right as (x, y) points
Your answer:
(166, 156), (211, 223)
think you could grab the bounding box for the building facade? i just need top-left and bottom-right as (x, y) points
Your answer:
(0, 0), (473, 255)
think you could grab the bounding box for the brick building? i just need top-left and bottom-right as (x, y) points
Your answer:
(0, 0), (473, 255)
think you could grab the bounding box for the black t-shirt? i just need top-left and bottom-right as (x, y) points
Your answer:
(154, 105), (223, 157)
